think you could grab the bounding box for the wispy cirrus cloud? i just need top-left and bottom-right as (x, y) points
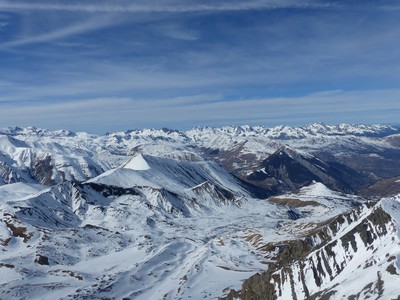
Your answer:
(1, 89), (400, 133)
(0, 15), (120, 48)
(0, 0), (332, 13)
(1, 0), (398, 14)
(0, 0), (399, 132)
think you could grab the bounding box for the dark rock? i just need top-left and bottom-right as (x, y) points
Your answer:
(222, 202), (393, 300)
(35, 254), (49, 265)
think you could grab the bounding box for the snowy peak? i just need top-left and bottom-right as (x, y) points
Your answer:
(122, 154), (150, 171)
(1, 122), (399, 188)
(1, 123), (400, 300)
(88, 154), (248, 216)
(297, 181), (344, 197)
(187, 123), (400, 140)
(0, 126), (77, 138)
(268, 181), (364, 221)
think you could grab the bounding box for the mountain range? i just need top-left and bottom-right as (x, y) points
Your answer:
(0, 123), (400, 299)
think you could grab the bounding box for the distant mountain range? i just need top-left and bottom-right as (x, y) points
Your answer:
(1, 124), (400, 299)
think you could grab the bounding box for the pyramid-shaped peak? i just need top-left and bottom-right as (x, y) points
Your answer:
(122, 154), (150, 171)
(298, 181), (338, 197)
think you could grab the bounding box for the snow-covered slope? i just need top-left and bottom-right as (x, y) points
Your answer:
(226, 196), (400, 299)
(0, 132), (105, 185)
(2, 123), (400, 187)
(0, 158), (372, 300)
(187, 123), (400, 158)
(0, 175), (378, 300)
(269, 181), (363, 221)
(1, 123), (400, 299)
(88, 153), (248, 216)
(188, 124), (400, 182)
(0, 165), (288, 299)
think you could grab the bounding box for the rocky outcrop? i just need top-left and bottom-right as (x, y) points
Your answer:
(30, 154), (55, 185)
(0, 161), (22, 185)
(225, 201), (398, 300)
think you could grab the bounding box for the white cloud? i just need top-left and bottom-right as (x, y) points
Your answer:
(0, 15), (119, 48)
(0, 1), (327, 13)
(0, 59), (258, 102)
(1, 89), (399, 132)
(1, 0), (399, 133)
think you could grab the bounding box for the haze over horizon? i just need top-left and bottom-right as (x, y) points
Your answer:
(0, 0), (399, 133)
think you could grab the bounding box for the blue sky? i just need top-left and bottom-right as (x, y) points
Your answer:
(0, 0), (399, 133)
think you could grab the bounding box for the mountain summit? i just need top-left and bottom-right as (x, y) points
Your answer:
(1, 124), (400, 299)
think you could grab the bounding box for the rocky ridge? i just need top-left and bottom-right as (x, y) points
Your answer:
(0, 124), (400, 299)
(226, 198), (400, 299)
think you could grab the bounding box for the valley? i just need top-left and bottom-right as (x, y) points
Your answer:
(0, 124), (400, 299)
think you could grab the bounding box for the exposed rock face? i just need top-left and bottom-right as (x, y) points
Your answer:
(225, 201), (398, 300)
(247, 147), (368, 194)
(1, 125), (400, 299)
(31, 155), (55, 185)
(0, 161), (20, 185)
(2, 124), (400, 194)
(35, 254), (49, 265)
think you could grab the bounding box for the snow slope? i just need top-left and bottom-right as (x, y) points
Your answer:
(1, 123), (400, 190)
(1, 124), (400, 299)
(0, 158), (373, 300)
(226, 197), (400, 299)
(88, 154), (249, 216)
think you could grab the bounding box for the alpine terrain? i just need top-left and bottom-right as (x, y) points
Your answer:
(1, 123), (400, 299)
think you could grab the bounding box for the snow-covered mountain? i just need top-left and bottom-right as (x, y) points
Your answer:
(225, 197), (400, 299)
(1, 123), (400, 299)
(2, 123), (400, 190)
